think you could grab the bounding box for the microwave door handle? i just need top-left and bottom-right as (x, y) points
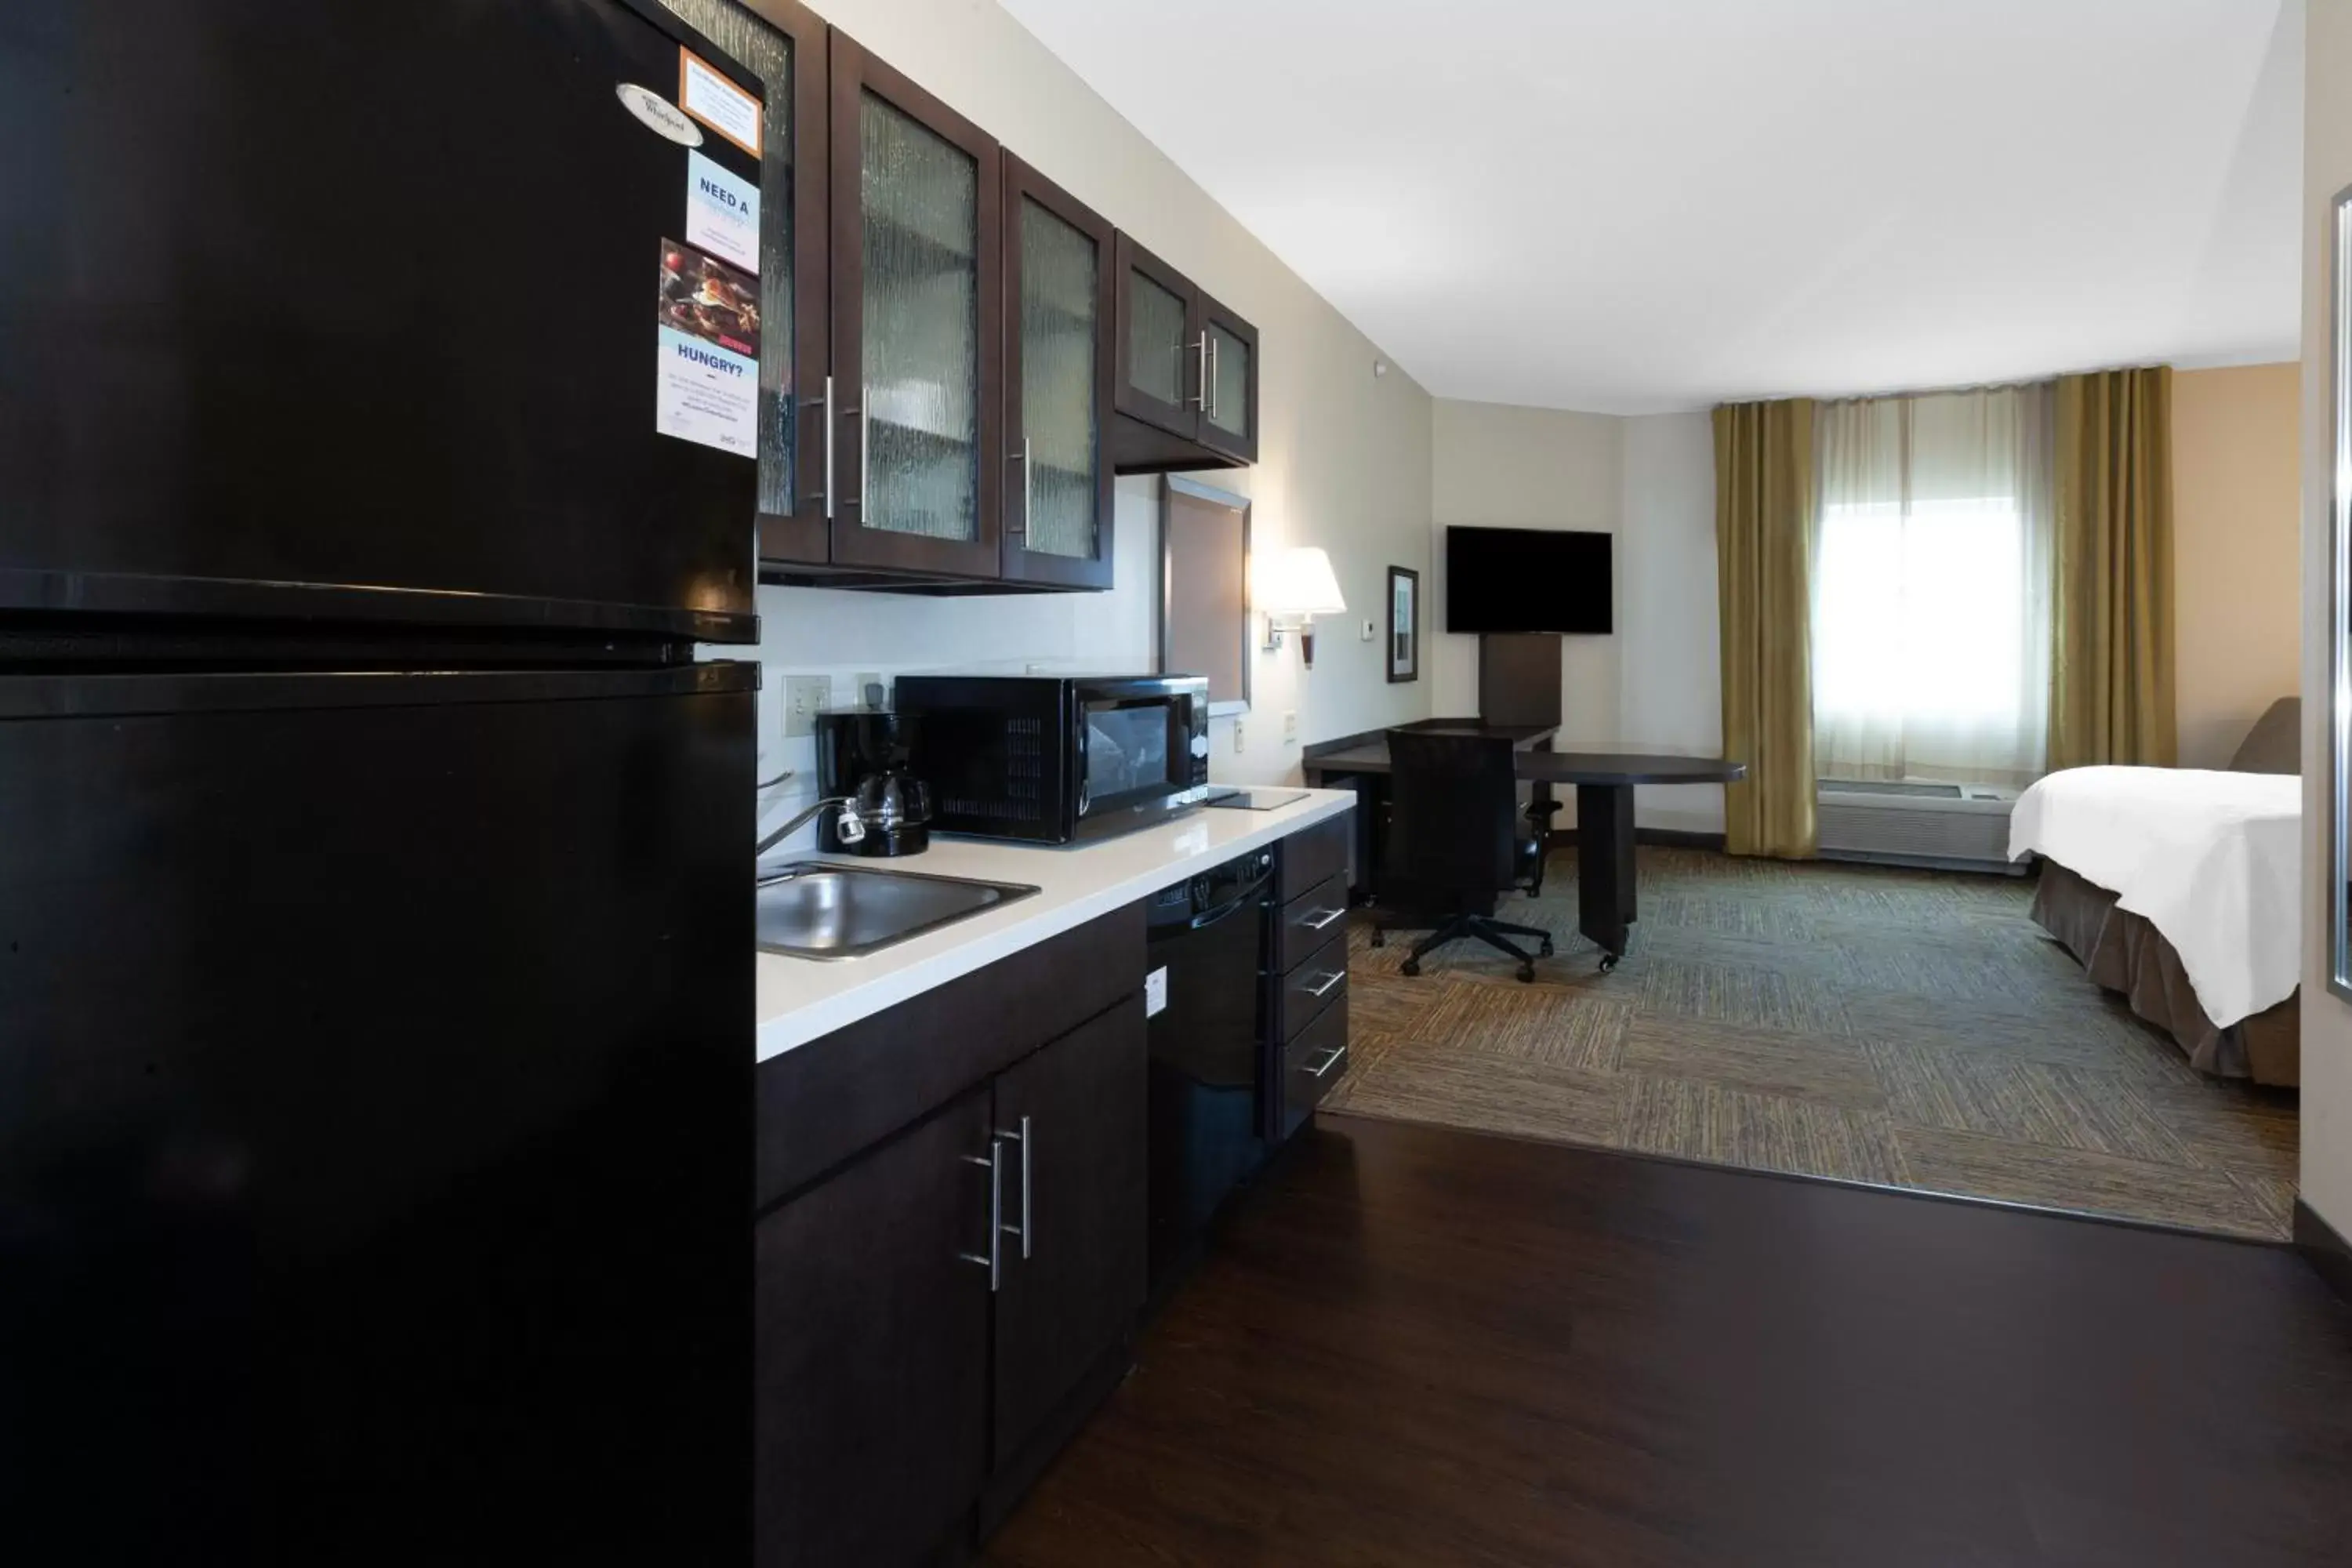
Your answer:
(1074, 710), (1090, 818)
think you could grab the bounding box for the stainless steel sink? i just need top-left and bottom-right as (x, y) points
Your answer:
(755, 861), (1039, 960)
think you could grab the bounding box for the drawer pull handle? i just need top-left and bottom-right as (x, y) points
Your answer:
(1302, 969), (1345, 1000)
(1305, 1045), (1348, 1080)
(1298, 906), (1346, 931)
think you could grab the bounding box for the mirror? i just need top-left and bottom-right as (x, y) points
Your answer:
(2332, 185), (2352, 1000)
(1158, 475), (1253, 716)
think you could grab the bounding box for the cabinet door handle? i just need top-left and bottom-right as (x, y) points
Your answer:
(997, 1114), (1033, 1259)
(1186, 332), (1208, 408)
(840, 392), (869, 513)
(1298, 906), (1347, 931)
(1207, 333), (1219, 422)
(1302, 969), (1345, 1000)
(808, 374), (834, 517)
(957, 1139), (1003, 1291)
(1305, 1045), (1348, 1080)
(1007, 438), (1030, 538)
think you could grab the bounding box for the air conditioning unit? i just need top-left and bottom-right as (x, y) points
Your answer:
(1815, 779), (2024, 875)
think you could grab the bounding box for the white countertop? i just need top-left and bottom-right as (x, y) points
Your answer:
(754, 789), (1357, 1062)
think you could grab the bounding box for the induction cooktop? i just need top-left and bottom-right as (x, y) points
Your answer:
(1201, 788), (1308, 811)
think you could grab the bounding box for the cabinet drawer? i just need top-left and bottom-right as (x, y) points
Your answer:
(1272, 931), (1348, 1044)
(1278, 813), (1352, 903)
(1273, 872), (1351, 972)
(1278, 997), (1349, 1138)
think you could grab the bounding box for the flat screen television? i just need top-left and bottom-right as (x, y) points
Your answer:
(1445, 526), (1613, 633)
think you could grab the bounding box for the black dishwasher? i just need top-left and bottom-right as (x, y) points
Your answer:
(1145, 848), (1274, 1294)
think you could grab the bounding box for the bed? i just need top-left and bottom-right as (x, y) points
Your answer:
(2006, 699), (2303, 1086)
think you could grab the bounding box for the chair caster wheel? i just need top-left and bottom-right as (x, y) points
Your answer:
(1598, 953), (1621, 974)
(1540, 939), (1555, 957)
(1401, 959), (1421, 977)
(1516, 964), (1535, 983)
(1370, 930), (1385, 948)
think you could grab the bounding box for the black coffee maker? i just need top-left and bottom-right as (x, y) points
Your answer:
(813, 708), (931, 856)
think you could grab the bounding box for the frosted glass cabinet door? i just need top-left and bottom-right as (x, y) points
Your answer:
(661, 0), (834, 569)
(828, 32), (1002, 577)
(1198, 294), (1258, 464)
(1003, 154), (1113, 590)
(1113, 234), (1201, 441)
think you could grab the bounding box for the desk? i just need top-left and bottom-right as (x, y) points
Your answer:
(1303, 732), (1746, 970)
(1302, 720), (1559, 774)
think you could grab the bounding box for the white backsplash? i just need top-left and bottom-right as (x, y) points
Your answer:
(715, 490), (1159, 855)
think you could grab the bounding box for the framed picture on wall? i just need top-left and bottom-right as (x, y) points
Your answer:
(1387, 565), (1420, 683)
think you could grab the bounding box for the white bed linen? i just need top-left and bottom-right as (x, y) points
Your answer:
(2006, 767), (2301, 1028)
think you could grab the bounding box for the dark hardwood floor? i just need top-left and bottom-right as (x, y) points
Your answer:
(985, 1116), (2352, 1568)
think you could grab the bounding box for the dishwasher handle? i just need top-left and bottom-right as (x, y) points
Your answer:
(1184, 877), (1269, 931)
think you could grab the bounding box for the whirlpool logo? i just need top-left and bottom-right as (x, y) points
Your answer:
(615, 83), (702, 147)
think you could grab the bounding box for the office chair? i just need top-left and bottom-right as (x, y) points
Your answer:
(1523, 797), (1561, 895)
(1371, 728), (1554, 982)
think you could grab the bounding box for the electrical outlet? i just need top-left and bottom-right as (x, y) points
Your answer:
(1360, 618), (1377, 642)
(852, 671), (884, 708)
(782, 675), (830, 738)
(1232, 717), (1246, 753)
(1282, 710), (1298, 742)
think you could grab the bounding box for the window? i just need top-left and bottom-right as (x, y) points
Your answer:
(1810, 385), (2053, 787)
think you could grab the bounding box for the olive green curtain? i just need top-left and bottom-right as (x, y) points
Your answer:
(2049, 367), (2177, 768)
(1713, 398), (1819, 858)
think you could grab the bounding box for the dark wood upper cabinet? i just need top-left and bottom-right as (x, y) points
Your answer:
(1000, 154), (1117, 591)
(824, 31), (1005, 579)
(990, 996), (1148, 1459)
(743, 18), (1258, 589)
(665, 0), (833, 566)
(1111, 234), (1258, 474)
(1196, 289), (1259, 465)
(1113, 234), (1202, 443)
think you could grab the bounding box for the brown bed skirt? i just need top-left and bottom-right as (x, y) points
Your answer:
(2030, 861), (2299, 1087)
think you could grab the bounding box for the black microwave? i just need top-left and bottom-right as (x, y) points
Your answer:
(894, 673), (1212, 844)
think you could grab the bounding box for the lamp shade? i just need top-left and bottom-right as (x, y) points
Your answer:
(1253, 546), (1347, 618)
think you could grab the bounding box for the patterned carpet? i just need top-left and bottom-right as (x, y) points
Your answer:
(1328, 847), (2301, 1240)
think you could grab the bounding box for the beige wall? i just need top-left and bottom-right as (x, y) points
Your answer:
(2303, 0), (2350, 1237)
(747, 0), (1436, 851)
(1429, 400), (1723, 832)
(2173, 363), (2302, 768)
(1429, 401), (1623, 717)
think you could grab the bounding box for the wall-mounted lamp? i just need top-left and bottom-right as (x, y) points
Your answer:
(1253, 546), (1347, 670)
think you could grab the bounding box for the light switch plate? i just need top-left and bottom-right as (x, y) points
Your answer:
(1360, 618), (1377, 641)
(1282, 710), (1298, 741)
(1232, 717), (1246, 753)
(782, 675), (830, 738)
(1145, 966), (1168, 1018)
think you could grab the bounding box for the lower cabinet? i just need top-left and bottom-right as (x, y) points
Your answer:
(754, 909), (1149, 1566)
(991, 997), (1148, 1457)
(754, 1087), (994, 1567)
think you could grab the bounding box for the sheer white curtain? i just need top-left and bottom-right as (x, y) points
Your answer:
(1811, 383), (2053, 787)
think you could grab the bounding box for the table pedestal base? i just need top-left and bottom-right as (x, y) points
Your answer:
(1575, 783), (1639, 968)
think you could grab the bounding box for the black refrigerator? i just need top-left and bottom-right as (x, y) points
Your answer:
(1, 2), (767, 1560)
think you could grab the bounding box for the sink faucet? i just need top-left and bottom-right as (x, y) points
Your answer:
(757, 796), (866, 858)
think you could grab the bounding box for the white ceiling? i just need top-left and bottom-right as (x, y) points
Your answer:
(999, 0), (2304, 413)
